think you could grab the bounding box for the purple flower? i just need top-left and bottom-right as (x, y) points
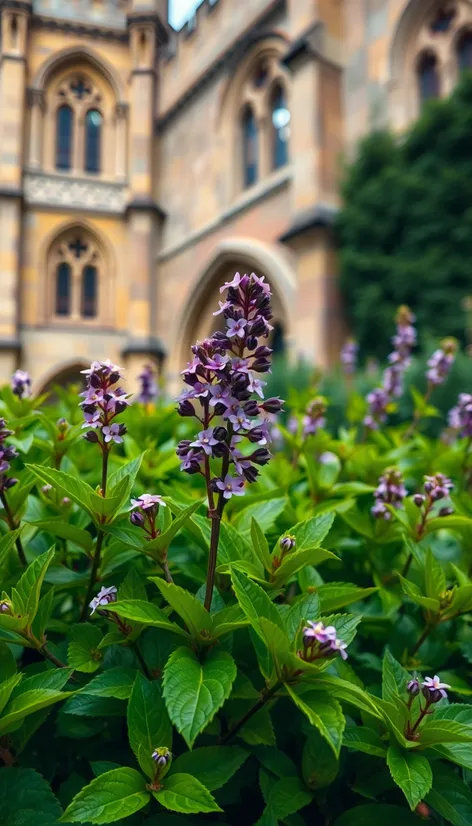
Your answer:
(364, 387), (389, 429)
(423, 472), (453, 502)
(11, 369), (32, 400)
(422, 675), (450, 703)
(340, 339), (358, 376)
(227, 317), (247, 339)
(330, 638), (348, 660)
(407, 677), (420, 697)
(89, 585), (117, 615)
(152, 747), (172, 768)
(426, 338), (457, 387)
(216, 474), (246, 499)
(102, 423), (125, 444)
(302, 397), (327, 438)
(213, 300), (231, 316)
(0, 600), (12, 614)
(448, 393), (472, 438)
(303, 621), (337, 645)
(0, 418), (18, 493)
(138, 363), (158, 404)
(372, 468), (407, 519)
(131, 493), (166, 510)
(190, 428), (219, 456)
(220, 272), (242, 292)
(280, 535), (296, 553)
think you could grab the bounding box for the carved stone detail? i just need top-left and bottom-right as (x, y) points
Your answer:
(23, 172), (126, 213)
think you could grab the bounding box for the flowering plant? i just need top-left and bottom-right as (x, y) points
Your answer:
(0, 282), (471, 826)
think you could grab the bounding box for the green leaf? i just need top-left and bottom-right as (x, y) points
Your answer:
(387, 744), (432, 810)
(286, 685), (345, 756)
(425, 762), (472, 826)
(26, 465), (93, 516)
(303, 674), (381, 719)
(0, 528), (23, 566)
(60, 767), (150, 824)
(144, 501), (203, 555)
(399, 576), (440, 613)
(32, 587), (55, 642)
(419, 719), (472, 746)
(266, 776), (312, 819)
(285, 592), (320, 640)
(108, 453), (145, 501)
(105, 600), (188, 637)
(317, 583), (378, 612)
(119, 567), (148, 602)
(343, 725), (387, 757)
(0, 767), (64, 825)
(273, 547), (339, 586)
(149, 579), (211, 638)
(0, 687), (74, 734)
(334, 804), (422, 826)
(302, 727), (339, 790)
(154, 773), (222, 814)
(163, 647), (236, 748)
(68, 623), (103, 673)
(382, 649), (410, 705)
(15, 548), (55, 624)
(251, 518), (272, 571)
(424, 548), (446, 599)
(235, 498), (287, 535)
(170, 746), (248, 791)
(82, 667), (136, 700)
(231, 568), (286, 639)
(285, 513), (335, 553)
(29, 519), (93, 552)
(127, 672), (172, 779)
(0, 672), (23, 715)
(211, 603), (250, 638)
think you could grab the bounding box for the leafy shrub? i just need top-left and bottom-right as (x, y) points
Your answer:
(0, 277), (472, 826)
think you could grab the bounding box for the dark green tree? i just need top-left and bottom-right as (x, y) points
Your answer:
(337, 72), (472, 359)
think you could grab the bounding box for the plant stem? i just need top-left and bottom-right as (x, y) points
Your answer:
(408, 700), (432, 736)
(204, 501), (222, 611)
(410, 622), (436, 657)
(39, 644), (69, 670)
(161, 559), (173, 583)
(0, 490), (26, 566)
(80, 445), (109, 621)
(221, 680), (282, 745)
(401, 552), (414, 579)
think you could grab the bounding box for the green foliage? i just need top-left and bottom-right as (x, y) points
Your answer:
(0, 371), (471, 826)
(337, 73), (472, 357)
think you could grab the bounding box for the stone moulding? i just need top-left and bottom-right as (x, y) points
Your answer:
(23, 172), (127, 214)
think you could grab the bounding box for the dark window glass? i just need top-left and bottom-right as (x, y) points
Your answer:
(241, 106), (258, 188)
(81, 265), (97, 318)
(56, 263), (71, 316)
(271, 85), (289, 170)
(85, 110), (102, 174)
(56, 105), (73, 171)
(418, 53), (440, 104)
(457, 33), (472, 71)
(271, 321), (285, 356)
(430, 7), (456, 34)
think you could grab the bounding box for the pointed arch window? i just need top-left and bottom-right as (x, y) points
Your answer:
(81, 266), (97, 318)
(85, 109), (102, 174)
(270, 84), (290, 170)
(55, 262), (71, 316)
(417, 52), (440, 104)
(56, 104), (73, 171)
(241, 105), (258, 189)
(457, 32), (472, 71)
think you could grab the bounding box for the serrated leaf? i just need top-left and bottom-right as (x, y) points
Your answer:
(15, 548), (55, 624)
(399, 576), (440, 613)
(231, 568), (286, 639)
(283, 513), (335, 553)
(68, 623), (103, 673)
(26, 465), (93, 516)
(266, 776), (312, 819)
(302, 727), (339, 790)
(82, 667), (135, 700)
(0, 687), (74, 734)
(29, 520), (93, 551)
(60, 767), (150, 824)
(286, 685), (345, 756)
(251, 518), (272, 571)
(154, 773), (222, 814)
(127, 672), (172, 778)
(387, 744), (432, 810)
(317, 583), (378, 612)
(105, 600), (188, 637)
(170, 746), (248, 791)
(343, 725), (387, 757)
(145, 501), (202, 555)
(382, 649), (410, 706)
(0, 767), (64, 825)
(285, 592), (320, 640)
(211, 602), (250, 638)
(419, 719), (472, 746)
(0, 672), (22, 715)
(424, 548), (446, 600)
(425, 762), (472, 826)
(235, 498), (287, 535)
(274, 547), (338, 586)
(149, 579), (211, 638)
(163, 647), (236, 748)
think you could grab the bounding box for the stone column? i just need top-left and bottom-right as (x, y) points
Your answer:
(26, 88), (45, 170)
(115, 102), (128, 181)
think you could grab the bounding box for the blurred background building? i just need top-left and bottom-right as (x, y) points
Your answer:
(0, 0), (467, 391)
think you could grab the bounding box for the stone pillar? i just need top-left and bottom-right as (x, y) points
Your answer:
(123, 0), (168, 390)
(115, 102), (128, 181)
(278, 0), (344, 369)
(0, 2), (32, 381)
(26, 88), (44, 169)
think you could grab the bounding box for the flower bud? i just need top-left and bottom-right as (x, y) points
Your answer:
(243, 400), (260, 417)
(57, 417), (69, 434)
(279, 535), (296, 553)
(246, 335), (258, 351)
(251, 448), (271, 465)
(0, 599), (12, 614)
(130, 510), (145, 528)
(212, 441), (227, 458)
(83, 430), (99, 443)
(177, 400), (196, 417)
(406, 677), (420, 696)
(42, 484), (53, 496)
(261, 397), (284, 414)
(439, 506), (454, 517)
(61, 497), (71, 507)
(243, 466), (259, 483)
(413, 493), (425, 507)
(213, 403), (227, 417)
(152, 746), (172, 777)
(213, 426), (227, 441)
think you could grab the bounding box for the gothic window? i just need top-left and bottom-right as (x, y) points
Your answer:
(457, 31), (472, 70)
(55, 263), (71, 316)
(49, 230), (103, 322)
(430, 5), (456, 34)
(56, 105), (73, 171)
(85, 110), (102, 173)
(242, 105), (258, 188)
(81, 266), (98, 318)
(53, 73), (103, 174)
(417, 52), (440, 104)
(270, 84), (290, 170)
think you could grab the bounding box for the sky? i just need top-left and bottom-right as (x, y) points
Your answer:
(168, 0), (202, 31)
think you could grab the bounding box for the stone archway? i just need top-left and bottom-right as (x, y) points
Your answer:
(167, 237), (296, 389)
(36, 359), (89, 399)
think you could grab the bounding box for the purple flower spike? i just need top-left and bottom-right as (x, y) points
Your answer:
(302, 397), (327, 438)
(448, 393), (472, 438)
(0, 418), (18, 494)
(426, 338), (457, 387)
(422, 675), (451, 703)
(371, 468), (406, 520)
(340, 338), (358, 376)
(190, 428), (219, 456)
(80, 360), (130, 448)
(89, 585), (118, 615)
(216, 474), (246, 499)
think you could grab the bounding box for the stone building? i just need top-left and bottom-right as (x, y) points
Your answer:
(0, 0), (469, 392)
